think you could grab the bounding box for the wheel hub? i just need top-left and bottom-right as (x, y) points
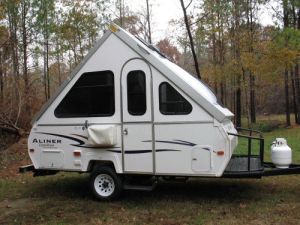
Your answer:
(94, 174), (115, 197)
(102, 181), (109, 188)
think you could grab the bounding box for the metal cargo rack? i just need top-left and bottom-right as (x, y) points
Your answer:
(223, 127), (300, 178)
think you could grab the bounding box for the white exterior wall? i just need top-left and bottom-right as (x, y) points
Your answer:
(28, 31), (237, 177)
(29, 34), (142, 173)
(28, 125), (123, 172)
(151, 68), (233, 176)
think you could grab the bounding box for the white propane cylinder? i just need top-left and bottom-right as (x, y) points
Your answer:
(271, 138), (292, 169)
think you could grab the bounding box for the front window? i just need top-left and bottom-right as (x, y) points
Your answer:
(55, 71), (115, 118)
(159, 82), (192, 115)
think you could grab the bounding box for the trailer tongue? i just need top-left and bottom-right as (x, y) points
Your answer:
(223, 127), (300, 178)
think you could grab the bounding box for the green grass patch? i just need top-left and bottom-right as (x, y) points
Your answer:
(1, 118), (300, 224)
(250, 120), (282, 132)
(236, 115), (300, 163)
(1, 174), (300, 225)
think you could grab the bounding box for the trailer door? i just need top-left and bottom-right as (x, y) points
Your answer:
(121, 59), (153, 173)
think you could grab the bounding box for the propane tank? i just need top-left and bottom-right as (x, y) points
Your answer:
(271, 138), (292, 169)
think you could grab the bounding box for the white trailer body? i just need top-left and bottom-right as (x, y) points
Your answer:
(27, 24), (239, 199)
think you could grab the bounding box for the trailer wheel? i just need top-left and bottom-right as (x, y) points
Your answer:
(90, 166), (122, 201)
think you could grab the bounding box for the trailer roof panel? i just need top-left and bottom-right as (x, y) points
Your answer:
(32, 23), (233, 124)
(111, 24), (233, 122)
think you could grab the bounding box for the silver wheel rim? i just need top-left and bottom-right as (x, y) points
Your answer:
(94, 174), (115, 197)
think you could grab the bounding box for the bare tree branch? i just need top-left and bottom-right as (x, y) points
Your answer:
(179, 0), (201, 79)
(185, 0), (193, 10)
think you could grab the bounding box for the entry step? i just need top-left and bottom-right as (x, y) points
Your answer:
(123, 182), (157, 191)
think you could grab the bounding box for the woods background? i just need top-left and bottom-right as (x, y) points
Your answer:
(0, 0), (299, 135)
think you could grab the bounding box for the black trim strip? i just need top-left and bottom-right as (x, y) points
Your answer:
(173, 139), (196, 146)
(35, 133), (200, 153)
(71, 134), (88, 140)
(156, 149), (180, 152)
(106, 150), (122, 153)
(125, 150), (152, 154)
(72, 145), (120, 149)
(106, 149), (181, 154)
(143, 139), (196, 147)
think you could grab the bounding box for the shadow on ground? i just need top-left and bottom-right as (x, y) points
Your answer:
(2, 173), (300, 225)
(27, 173), (262, 204)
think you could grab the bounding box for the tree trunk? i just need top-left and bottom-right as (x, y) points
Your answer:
(21, 0), (29, 113)
(296, 63), (300, 124)
(212, 20), (218, 99)
(285, 69), (291, 126)
(242, 69), (250, 127)
(46, 36), (50, 99)
(0, 55), (3, 104)
(43, 45), (48, 100)
(232, 75), (236, 117)
(283, 0), (291, 126)
(57, 50), (62, 86)
(236, 85), (242, 127)
(179, 0), (201, 79)
(7, 0), (20, 116)
(146, 0), (152, 44)
(250, 72), (256, 123)
(247, 0), (256, 124)
(214, 82), (218, 97)
(119, 0), (122, 26)
(291, 69), (298, 123)
(232, 0), (242, 127)
(44, 4), (50, 100)
(295, 8), (300, 124)
(221, 82), (225, 104)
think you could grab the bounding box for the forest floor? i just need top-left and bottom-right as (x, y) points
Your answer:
(0, 115), (300, 225)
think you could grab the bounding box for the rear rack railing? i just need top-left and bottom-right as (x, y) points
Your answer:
(228, 127), (265, 172)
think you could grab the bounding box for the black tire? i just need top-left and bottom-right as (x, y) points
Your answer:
(90, 166), (123, 201)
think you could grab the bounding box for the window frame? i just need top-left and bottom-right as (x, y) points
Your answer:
(159, 82), (193, 115)
(54, 70), (115, 118)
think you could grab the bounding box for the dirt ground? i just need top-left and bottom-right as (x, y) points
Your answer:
(0, 137), (31, 179)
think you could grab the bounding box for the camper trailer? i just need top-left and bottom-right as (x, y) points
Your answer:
(20, 24), (300, 200)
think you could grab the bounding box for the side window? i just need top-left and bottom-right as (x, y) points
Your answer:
(55, 71), (115, 118)
(159, 82), (192, 115)
(127, 70), (146, 115)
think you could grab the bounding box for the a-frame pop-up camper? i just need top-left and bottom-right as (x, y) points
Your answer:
(20, 24), (300, 200)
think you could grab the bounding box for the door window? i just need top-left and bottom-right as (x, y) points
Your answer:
(127, 70), (146, 115)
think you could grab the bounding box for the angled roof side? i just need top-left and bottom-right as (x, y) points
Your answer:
(31, 30), (112, 124)
(110, 24), (233, 122)
(32, 23), (233, 124)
